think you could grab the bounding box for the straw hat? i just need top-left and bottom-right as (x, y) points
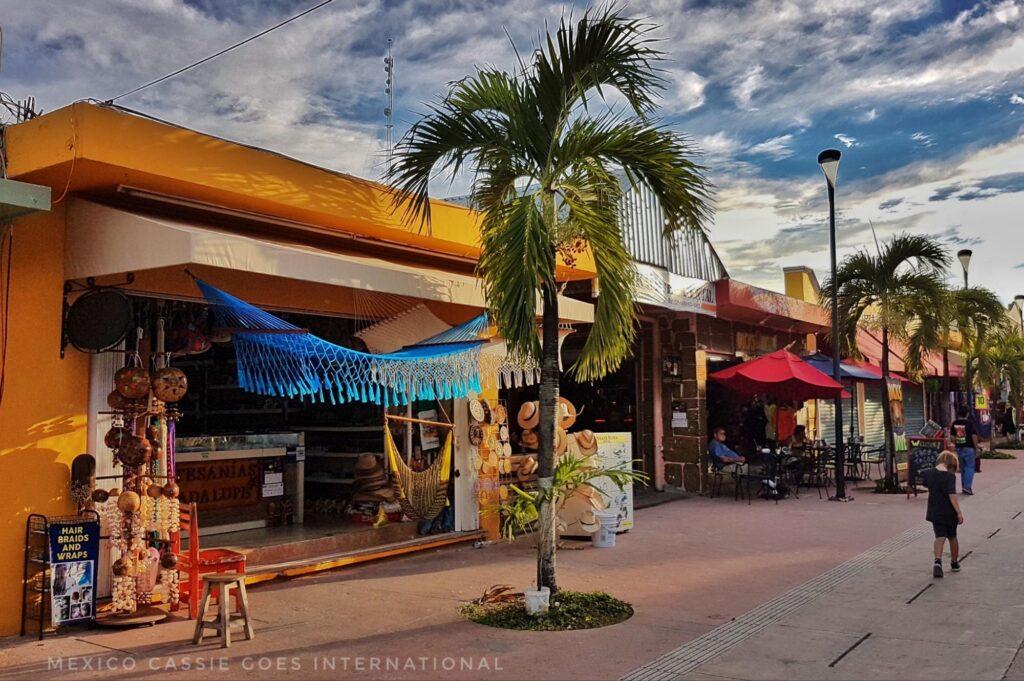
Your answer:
(558, 397), (578, 430)
(517, 401), (540, 430)
(502, 442), (513, 457)
(499, 425), (509, 442)
(554, 427), (569, 456)
(469, 424), (484, 446)
(576, 429), (599, 457)
(520, 428), (538, 450)
(517, 456), (538, 482)
(355, 453), (379, 472)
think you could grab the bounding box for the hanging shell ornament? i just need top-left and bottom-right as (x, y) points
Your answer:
(112, 558), (128, 577)
(115, 435), (151, 467)
(160, 553), (178, 569)
(91, 488), (110, 503)
(163, 481), (180, 498)
(108, 487), (121, 497)
(151, 367), (188, 403)
(114, 366), (152, 400)
(104, 426), (131, 450)
(107, 389), (130, 411)
(117, 490), (141, 513)
(147, 483), (164, 499)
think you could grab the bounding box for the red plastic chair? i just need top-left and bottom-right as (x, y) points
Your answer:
(171, 503), (246, 619)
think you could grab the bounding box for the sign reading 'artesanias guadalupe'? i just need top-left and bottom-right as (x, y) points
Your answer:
(176, 459), (262, 510)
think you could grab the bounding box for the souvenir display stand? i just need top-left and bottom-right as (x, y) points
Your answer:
(90, 354), (189, 627)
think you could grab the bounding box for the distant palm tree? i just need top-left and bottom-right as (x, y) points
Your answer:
(387, 7), (712, 591)
(822, 234), (949, 491)
(910, 286), (1008, 422)
(974, 326), (1024, 409)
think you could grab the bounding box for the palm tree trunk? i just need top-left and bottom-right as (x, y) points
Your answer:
(880, 326), (898, 490)
(536, 281), (560, 593)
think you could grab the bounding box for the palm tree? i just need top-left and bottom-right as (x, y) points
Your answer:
(909, 286), (1008, 422)
(387, 7), (711, 591)
(974, 325), (1024, 409)
(822, 234), (949, 491)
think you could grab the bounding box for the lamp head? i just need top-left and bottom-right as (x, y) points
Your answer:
(817, 149), (841, 188)
(957, 249), (973, 273)
(1014, 295), (1024, 311)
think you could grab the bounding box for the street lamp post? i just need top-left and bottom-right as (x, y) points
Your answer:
(818, 148), (847, 501)
(958, 250), (974, 418)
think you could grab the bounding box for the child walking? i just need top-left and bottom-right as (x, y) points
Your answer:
(921, 451), (964, 578)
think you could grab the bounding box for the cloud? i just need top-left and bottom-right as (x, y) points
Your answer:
(911, 131), (936, 147)
(747, 134), (795, 160)
(862, 108), (880, 122)
(878, 197), (904, 210)
(663, 68), (707, 112)
(1011, 94), (1024, 105)
(731, 64), (765, 110)
(928, 172), (1024, 201)
(834, 133), (858, 148)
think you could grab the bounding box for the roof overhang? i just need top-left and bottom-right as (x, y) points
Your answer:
(0, 178), (51, 221)
(714, 279), (829, 333)
(64, 199), (594, 324)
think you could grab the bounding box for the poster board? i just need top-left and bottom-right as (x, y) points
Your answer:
(48, 519), (100, 626)
(593, 433), (635, 532)
(887, 378), (907, 452)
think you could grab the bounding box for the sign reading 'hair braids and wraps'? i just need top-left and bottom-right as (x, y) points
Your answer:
(48, 519), (100, 626)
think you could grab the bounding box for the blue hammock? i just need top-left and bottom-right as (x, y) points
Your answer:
(194, 279), (485, 406)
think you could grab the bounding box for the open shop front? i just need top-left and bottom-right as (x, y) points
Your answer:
(66, 200), (594, 600)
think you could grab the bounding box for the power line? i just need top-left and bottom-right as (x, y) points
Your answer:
(106, 0), (335, 103)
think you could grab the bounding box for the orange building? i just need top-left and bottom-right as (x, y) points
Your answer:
(0, 102), (596, 635)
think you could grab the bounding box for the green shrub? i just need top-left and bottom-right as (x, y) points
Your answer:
(460, 590), (633, 631)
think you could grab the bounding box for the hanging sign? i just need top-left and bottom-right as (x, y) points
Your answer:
(887, 378), (907, 452)
(48, 519), (99, 626)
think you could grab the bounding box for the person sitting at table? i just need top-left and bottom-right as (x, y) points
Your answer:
(709, 427), (747, 471)
(788, 425), (809, 451)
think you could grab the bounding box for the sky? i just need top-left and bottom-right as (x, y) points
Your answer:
(2, 0), (1023, 302)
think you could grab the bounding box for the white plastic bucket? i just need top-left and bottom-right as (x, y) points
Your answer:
(524, 586), (551, 615)
(591, 512), (619, 548)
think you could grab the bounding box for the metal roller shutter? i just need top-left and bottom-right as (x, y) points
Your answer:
(818, 388), (858, 444)
(903, 383), (925, 437)
(863, 382), (887, 449)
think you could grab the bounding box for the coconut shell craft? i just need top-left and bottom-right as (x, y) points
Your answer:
(147, 483), (164, 499)
(151, 367), (188, 402)
(162, 482), (180, 498)
(104, 426), (131, 450)
(114, 366), (152, 400)
(107, 389), (130, 411)
(115, 435), (151, 467)
(160, 553), (178, 569)
(117, 490), (141, 513)
(112, 558), (128, 577)
(91, 488), (110, 503)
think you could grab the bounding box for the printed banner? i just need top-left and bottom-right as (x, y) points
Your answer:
(48, 519), (99, 626)
(886, 378), (907, 452)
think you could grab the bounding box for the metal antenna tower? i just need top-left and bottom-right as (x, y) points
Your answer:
(384, 37), (395, 172)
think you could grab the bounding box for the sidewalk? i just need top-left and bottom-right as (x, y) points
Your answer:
(625, 459), (1024, 681)
(2, 458), (1022, 681)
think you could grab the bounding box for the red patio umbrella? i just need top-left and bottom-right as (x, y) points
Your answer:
(710, 349), (849, 401)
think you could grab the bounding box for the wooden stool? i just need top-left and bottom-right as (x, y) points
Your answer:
(192, 573), (253, 648)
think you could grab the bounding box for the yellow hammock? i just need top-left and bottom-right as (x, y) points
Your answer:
(384, 427), (452, 521)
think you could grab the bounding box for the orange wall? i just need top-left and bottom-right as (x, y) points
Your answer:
(0, 204), (90, 635)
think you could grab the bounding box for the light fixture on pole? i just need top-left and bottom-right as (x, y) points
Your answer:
(818, 148), (848, 501)
(1015, 295), (1024, 336)
(957, 249), (973, 289)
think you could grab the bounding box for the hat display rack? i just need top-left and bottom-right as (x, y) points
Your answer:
(468, 397), (514, 506)
(88, 311), (189, 623)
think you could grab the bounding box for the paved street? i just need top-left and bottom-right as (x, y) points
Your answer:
(3, 457), (1023, 681)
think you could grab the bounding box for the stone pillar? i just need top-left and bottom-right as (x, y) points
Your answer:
(660, 317), (707, 492)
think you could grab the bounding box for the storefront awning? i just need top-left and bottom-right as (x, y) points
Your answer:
(855, 328), (954, 378)
(64, 199), (594, 324)
(714, 279), (828, 333)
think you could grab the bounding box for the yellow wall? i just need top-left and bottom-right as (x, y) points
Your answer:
(0, 204), (90, 635)
(784, 267), (820, 303)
